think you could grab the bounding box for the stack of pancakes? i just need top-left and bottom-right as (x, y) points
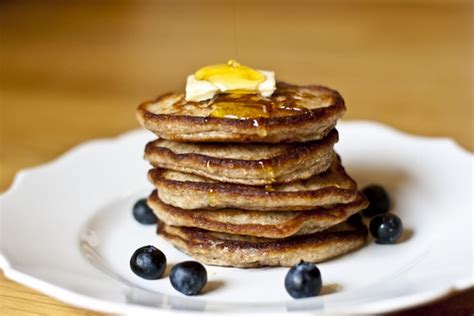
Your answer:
(137, 82), (368, 268)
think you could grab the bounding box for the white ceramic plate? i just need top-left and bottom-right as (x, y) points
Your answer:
(1, 121), (472, 315)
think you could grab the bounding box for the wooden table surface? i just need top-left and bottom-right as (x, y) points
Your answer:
(1, 1), (472, 315)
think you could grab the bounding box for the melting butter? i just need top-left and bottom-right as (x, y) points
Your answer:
(185, 60), (276, 102)
(195, 60), (265, 92)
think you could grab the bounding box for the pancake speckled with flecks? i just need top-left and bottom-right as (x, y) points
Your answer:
(148, 155), (359, 211)
(144, 129), (338, 185)
(148, 190), (368, 238)
(157, 221), (368, 268)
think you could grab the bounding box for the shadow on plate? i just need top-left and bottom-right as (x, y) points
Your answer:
(320, 283), (343, 296)
(202, 280), (225, 294)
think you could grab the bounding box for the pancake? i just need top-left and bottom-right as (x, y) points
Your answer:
(148, 155), (358, 211)
(148, 190), (368, 238)
(157, 221), (368, 268)
(144, 130), (338, 185)
(137, 82), (345, 143)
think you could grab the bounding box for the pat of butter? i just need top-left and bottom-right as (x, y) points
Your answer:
(185, 61), (276, 102)
(185, 75), (219, 102)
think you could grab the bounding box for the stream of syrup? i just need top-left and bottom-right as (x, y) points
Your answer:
(232, 0), (238, 59)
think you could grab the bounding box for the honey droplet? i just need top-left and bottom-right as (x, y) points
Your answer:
(258, 160), (275, 182)
(208, 188), (218, 207)
(252, 119), (268, 137)
(264, 184), (275, 192)
(227, 59), (240, 68)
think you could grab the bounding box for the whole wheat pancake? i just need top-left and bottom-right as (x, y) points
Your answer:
(144, 130), (338, 185)
(148, 190), (368, 238)
(148, 155), (358, 211)
(158, 221), (368, 268)
(137, 82), (345, 143)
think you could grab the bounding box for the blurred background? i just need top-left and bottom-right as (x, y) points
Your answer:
(0, 0), (472, 314)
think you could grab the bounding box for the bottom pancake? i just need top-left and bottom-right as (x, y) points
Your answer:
(158, 221), (368, 268)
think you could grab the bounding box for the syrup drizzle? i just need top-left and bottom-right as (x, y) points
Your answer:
(264, 184), (275, 192)
(257, 160), (275, 183)
(232, 0), (238, 59)
(208, 188), (218, 207)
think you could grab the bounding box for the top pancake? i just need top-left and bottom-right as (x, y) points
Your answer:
(137, 82), (345, 143)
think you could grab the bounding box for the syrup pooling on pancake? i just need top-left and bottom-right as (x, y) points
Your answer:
(210, 83), (334, 119)
(152, 83), (334, 118)
(210, 94), (307, 119)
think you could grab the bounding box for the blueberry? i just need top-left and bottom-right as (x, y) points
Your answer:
(369, 214), (403, 244)
(285, 262), (322, 299)
(130, 245), (166, 279)
(170, 261), (207, 295)
(362, 185), (390, 217)
(133, 198), (157, 224)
